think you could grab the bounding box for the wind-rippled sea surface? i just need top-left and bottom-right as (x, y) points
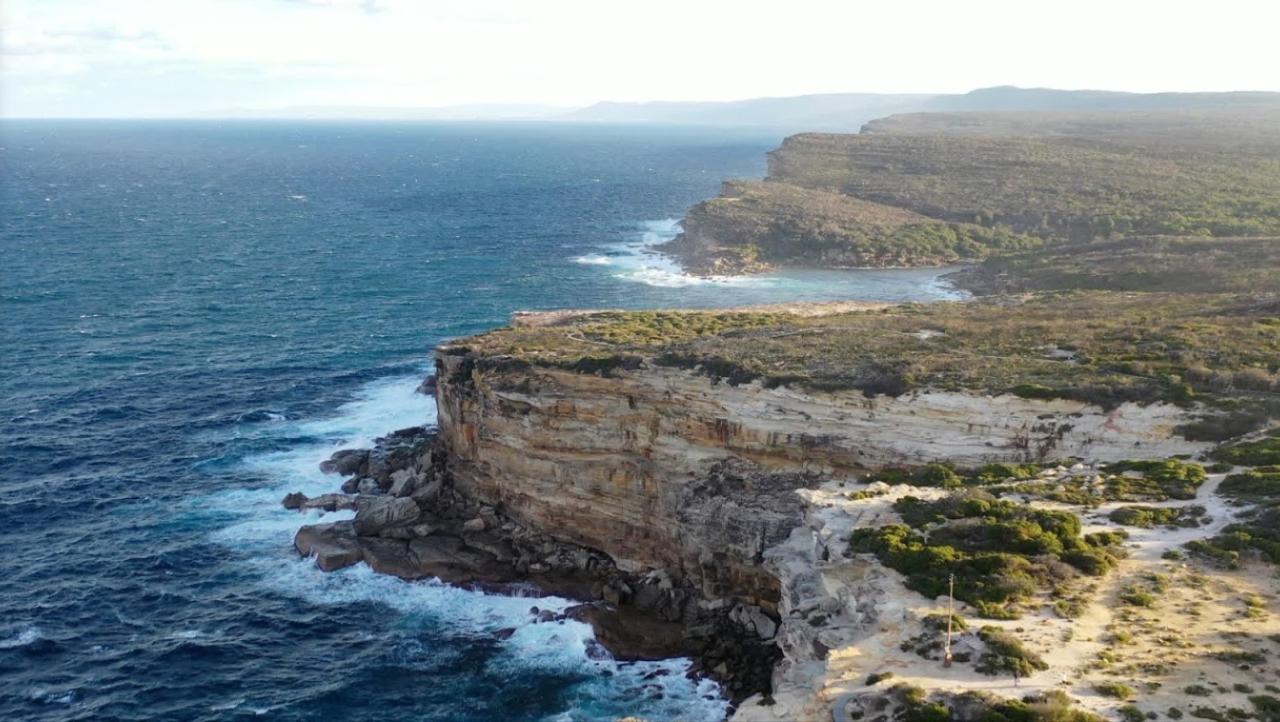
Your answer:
(0, 121), (960, 721)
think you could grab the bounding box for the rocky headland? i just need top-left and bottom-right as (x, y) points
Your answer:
(287, 108), (1280, 721)
(658, 107), (1280, 278)
(287, 290), (1278, 720)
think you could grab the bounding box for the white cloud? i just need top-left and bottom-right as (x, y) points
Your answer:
(3, 0), (1279, 117)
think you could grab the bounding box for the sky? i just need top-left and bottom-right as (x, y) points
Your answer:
(3, 0), (1279, 118)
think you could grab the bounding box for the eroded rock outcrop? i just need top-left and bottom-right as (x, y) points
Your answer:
(435, 347), (1205, 590)
(290, 426), (789, 701)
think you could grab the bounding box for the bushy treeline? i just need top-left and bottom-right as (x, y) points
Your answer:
(768, 130), (1280, 241)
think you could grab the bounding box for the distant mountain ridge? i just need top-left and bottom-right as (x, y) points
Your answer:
(559, 86), (1280, 131)
(193, 87), (1280, 129)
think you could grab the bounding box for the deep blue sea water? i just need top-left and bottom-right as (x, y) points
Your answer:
(0, 121), (959, 722)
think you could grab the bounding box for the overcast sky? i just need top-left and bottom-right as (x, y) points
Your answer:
(4, 0), (1279, 118)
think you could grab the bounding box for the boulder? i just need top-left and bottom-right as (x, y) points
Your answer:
(281, 492), (308, 510)
(462, 531), (516, 562)
(294, 521), (362, 571)
(412, 475), (444, 502)
(730, 604), (778, 640)
(353, 496), (420, 536)
(320, 449), (368, 476)
(462, 517), (487, 532)
(388, 469), (417, 497)
(356, 478), (381, 495)
(300, 493), (358, 512)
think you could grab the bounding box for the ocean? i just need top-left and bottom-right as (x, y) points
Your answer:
(0, 120), (960, 722)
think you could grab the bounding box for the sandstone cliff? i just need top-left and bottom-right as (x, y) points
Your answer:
(433, 344), (1208, 608)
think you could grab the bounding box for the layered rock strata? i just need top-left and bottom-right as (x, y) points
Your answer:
(292, 337), (1212, 712)
(290, 425), (792, 701)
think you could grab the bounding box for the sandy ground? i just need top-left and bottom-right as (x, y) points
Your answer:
(733, 468), (1280, 722)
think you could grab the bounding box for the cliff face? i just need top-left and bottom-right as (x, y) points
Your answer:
(434, 345), (1208, 608)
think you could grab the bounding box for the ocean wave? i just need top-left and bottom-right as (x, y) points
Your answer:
(0, 626), (43, 650)
(203, 372), (728, 722)
(571, 254), (613, 266)
(578, 218), (775, 289)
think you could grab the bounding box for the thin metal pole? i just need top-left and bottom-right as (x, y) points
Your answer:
(943, 573), (955, 667)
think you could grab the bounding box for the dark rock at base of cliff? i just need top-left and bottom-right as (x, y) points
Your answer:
(416, 375), (437, 395)
(295, 428), (781, 704)
(567, 604), (693, 661)
(352, 495), (420, 536)
(320, 449), (368, 476)
(294, 521), (362, 572)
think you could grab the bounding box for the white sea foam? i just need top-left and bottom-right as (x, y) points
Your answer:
(574, 219), (775, 289)
(0, 626), (43, 649)
(571, 254), (614, 266)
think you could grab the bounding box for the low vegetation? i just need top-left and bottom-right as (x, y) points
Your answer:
(887, 687), (1106, 722)
(1219, 467), (1280, 500)
(1101, 460), (1208, 500)
(975, 626), (1049, 677)
(1094, 681), (1137, 699)
(667, 180), (1043, 272)
(951, 236), (1280, 296)
(768, 127), (1280, 240)
(1187, 472), (1280, 568)
(462, 292), (1280, 416)
(1109, 505), (1207, 529)
(850, 491), (1122, 617)
(1213, 429), (1280, 467)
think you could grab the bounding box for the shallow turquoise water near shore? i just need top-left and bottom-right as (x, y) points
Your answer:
(1, 120), (959, 721)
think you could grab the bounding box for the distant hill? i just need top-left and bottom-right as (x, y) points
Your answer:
(558, 86), (1280, 131)
(925, 85), (1280, 112)
(557, 93), (933, 131)
(862, 107), (1280, 155)
(661, 106), (1280, 274)
(193, 87), (1280, 128)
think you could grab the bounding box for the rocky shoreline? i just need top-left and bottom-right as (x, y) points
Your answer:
(285, 403), (784, 706)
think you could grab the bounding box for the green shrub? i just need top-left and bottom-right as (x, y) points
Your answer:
(922, 612), (967, 633)
(1187, 506), (1280, 568)
(975, 626), (1048, 677)
(1103, 460), (1208, 500)
(905, 702), (951, 722)
(1117, 705), (1144, 722)
(1095, 681), (1136, 699)
(1251, 694), (1280, 722)
(1214, 429), (1280, 467)
(852, 491), (1115, 615)
(1109, 505), (1205, 529)
(1121, 586), (1156, 607)
(865, 671), (894, 685)
(1219, 468), (1280, 500)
